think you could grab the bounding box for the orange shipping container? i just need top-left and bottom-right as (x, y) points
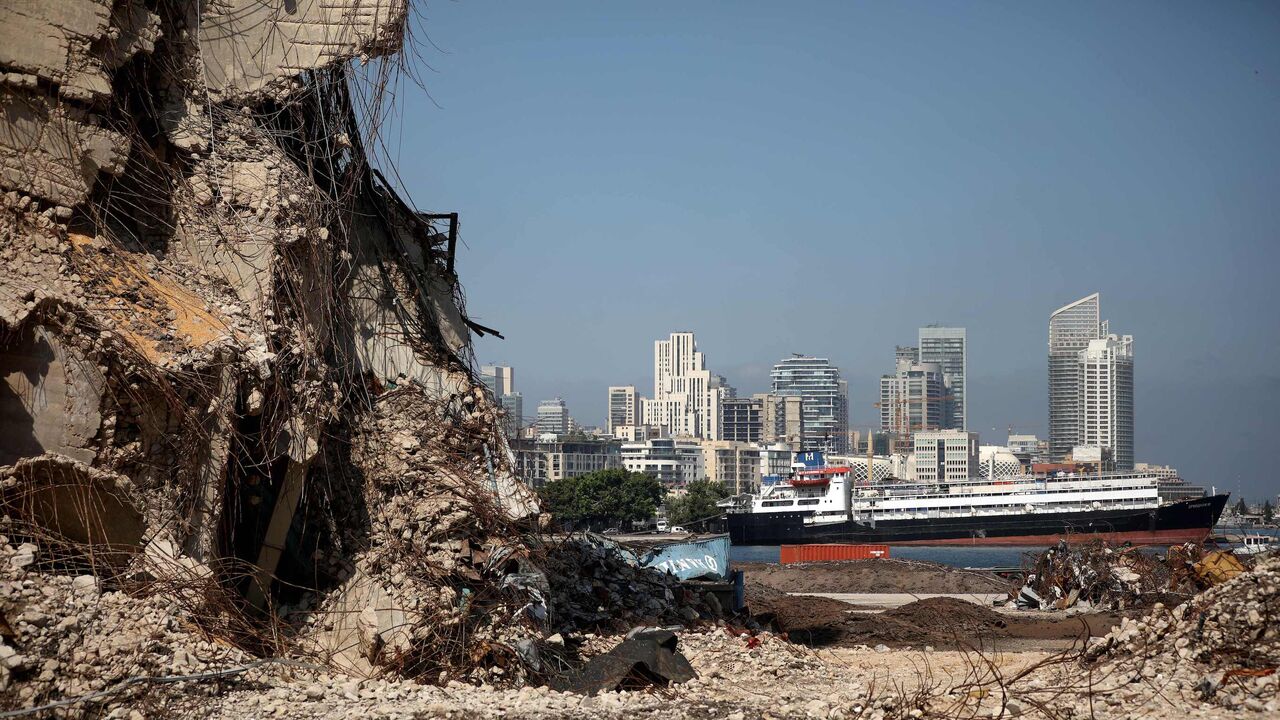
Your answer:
(779, 544), (890, 564)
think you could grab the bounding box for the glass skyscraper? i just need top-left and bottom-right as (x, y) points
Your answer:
(918, 326), (967, 430)
(1048, 293), (1134, 469)
(770, 356), (849, 453)
(1048, 293), (1103, 461)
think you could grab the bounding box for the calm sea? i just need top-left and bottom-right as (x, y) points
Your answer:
(730, 527), (1280, 569)
(729, 545), (1038, 569)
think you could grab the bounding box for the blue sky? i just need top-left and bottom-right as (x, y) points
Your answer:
(382, 1), (1280, 501)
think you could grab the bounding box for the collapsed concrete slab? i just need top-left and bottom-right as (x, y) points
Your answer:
(199, 0), (409, 101)
(1, 453), (145, 556)
(0, 0), (114, 99)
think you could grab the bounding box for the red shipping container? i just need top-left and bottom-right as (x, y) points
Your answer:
(779, 544), (890, 564)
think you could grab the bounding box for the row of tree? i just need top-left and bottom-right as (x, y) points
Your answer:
(1232, 498), (1275, 523)
(536, 469), (729, 531)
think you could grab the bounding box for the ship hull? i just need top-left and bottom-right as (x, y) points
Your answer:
(727, 494), (1228, 547)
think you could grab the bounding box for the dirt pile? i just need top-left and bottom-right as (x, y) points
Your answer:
(743, 559), (1008, 595)
(746, 583), (867, 645)
(749, 583), (1117, 650)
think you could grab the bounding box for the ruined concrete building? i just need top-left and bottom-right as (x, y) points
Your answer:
(0, 0), (545, 693)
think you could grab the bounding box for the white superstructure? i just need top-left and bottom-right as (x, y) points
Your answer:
(740, 465), (1161, 528)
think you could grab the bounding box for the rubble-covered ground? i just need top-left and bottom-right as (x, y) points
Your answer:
(210, 554), (1276, 719)
(4, 532), (1273, 718)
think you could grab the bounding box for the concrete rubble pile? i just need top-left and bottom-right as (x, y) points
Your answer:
(1069, 555), (1280, 715)
(0, 0), (714, 713)
(0, 541), (255, 712)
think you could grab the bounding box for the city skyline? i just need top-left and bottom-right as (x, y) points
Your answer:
(486, 288), (1258, 497)
(407, 3), (1280, 500)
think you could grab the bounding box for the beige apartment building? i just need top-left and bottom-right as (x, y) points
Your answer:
(700, 440), (762, 495)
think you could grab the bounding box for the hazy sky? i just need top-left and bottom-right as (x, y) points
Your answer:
(383, 2), (1280, 500)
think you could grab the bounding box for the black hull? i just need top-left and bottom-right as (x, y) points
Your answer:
(727, 494), (1229, 546)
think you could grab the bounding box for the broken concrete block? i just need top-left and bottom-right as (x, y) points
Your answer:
(0, 89), (129, 206)
(8, 543), (37, 570)
(198, 0), (409, 101)
(100, 0), (162, 70)
(3, 456), (145, 554)
(0, 1), (112, 89)
(219, 160), (277, 209)
(0, 323), (104, 466)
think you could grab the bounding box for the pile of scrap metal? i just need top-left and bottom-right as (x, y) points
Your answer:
(539, 533), (741, 637)
(1014, 540), (1253, 611)
(1167, 542), (1249, 589)
(1011, 541), (1167, 610)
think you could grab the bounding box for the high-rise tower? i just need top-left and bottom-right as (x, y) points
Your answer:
(1048, 294), (1103, 461)
(642, 332), (725, 438)
(918, 326), (966, 430)
(606, 385), (640, 435)
(1080, 335), (1135, 470)
(770, 356), (849, 453)
(1048, 293), (1134, 468)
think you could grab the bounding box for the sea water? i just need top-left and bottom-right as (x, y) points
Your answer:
(729, 545), (1043, 569)
(729, 531), (1278, 568)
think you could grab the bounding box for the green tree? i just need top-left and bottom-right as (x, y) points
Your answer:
(665, 479), (730, 528)
(1264, 501), (1275, 524)
(538, 469), (663, 531)
(1234, 499), (1250, 516)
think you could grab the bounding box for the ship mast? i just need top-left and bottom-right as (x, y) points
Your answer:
(866, 427), (874, 486)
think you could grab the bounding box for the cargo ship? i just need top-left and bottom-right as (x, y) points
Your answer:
(725, 462), (1228, 547)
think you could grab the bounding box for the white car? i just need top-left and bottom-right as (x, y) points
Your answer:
(669, 526), (686, 534)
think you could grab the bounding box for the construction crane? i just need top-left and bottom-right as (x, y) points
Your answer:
(872, 393), (954, 436)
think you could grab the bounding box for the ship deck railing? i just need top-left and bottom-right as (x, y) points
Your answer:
(853, 476), (1158, 501)
(852, 471), (1159, 492)
(854, 488), (1157, 505)
(833, 499), (1160, 523)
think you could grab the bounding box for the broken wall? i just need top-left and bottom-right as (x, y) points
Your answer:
(0, 0), (538, 697)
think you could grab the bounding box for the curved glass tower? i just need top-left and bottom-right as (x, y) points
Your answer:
(1048, 293), (1102, 461)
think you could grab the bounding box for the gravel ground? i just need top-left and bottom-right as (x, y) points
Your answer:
(197, 625), (1273, 720)
(3, 546), (1273, 719)
(201, 557), (1280, 719)
(740, 559), (1012, 595)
